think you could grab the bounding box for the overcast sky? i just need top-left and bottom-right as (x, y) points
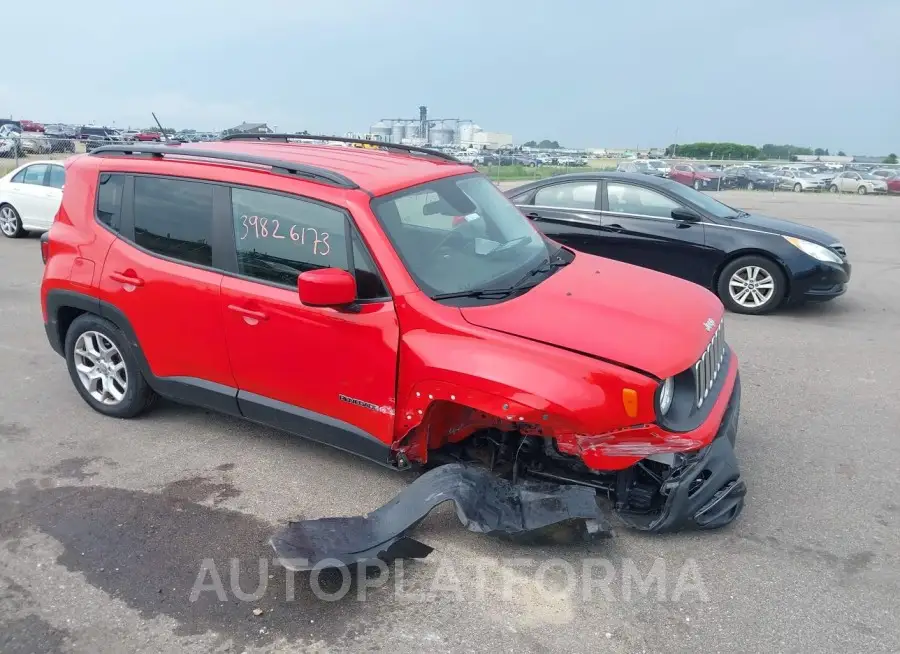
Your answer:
(4, 0), (897, 154)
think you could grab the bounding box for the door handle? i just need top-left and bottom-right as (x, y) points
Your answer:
(605, 224), (625, 233)
(525, 212), (540, 219)
(227, 305), (268, 321)
(109, 271), (144, 286)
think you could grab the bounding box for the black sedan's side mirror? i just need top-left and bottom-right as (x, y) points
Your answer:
(671, 207), (701, 222)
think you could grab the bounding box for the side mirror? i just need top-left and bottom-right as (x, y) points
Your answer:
(298, 268), (357, 307)
(671, 207), (701, 222)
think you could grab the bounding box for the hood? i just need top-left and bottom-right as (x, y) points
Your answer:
(459, 252), (723, 378)
(724, 212), (839, 245)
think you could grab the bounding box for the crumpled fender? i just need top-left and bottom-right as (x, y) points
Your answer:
(270, 462), (611, 570)
(392, 317), (659, 468)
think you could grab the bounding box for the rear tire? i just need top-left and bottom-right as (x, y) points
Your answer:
(64, 314), (157, 418)
(0, 204), (25, 238)
(717, 255), (787, 315)
(793, 183), (802, 193)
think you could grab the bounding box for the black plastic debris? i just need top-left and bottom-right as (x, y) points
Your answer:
(270, 463), (611, 571)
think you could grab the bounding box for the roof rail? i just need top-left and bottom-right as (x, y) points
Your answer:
(88, 144), (358, 189)
(220, 133), (462, 163)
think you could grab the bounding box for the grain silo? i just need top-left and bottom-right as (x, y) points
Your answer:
(429, 125), (455, 146)
(390, 122), (407, 143)
(370, 121), (392, 142)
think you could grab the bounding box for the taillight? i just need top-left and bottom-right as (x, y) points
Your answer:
(40, 232), (49, 264)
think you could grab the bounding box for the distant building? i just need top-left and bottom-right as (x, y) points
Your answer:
(850, 155), (887, 164)
(221, 122), (273, 136)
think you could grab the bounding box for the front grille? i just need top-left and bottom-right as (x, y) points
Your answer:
(693, 321), (727, 408)
(830, 243), (847, 258)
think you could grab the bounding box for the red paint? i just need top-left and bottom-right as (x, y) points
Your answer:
(297, 269), (356, 307)
(40, 144), (739, 474)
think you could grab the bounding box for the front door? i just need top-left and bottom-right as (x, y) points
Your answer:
(218, 185), (400, 464)
(599, 181), (715, 287)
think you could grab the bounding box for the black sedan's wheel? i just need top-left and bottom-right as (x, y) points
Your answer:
(747, 181), (755, 190)
(717, 255), (786, 315)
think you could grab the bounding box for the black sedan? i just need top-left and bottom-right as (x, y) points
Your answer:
(720, 166), (779, 191)
(504, 172), (851, 315)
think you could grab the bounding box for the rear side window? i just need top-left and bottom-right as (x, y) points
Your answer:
(534, 181), (598, 210)
(96, 173), (125, 231)
(133, 176), (214, 266)
(47, 165), (65, 189)
(230, 187), (348, 287)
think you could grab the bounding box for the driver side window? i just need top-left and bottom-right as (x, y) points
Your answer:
(607, 183), (681, 219)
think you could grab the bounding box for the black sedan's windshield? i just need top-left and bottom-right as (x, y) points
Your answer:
(370, 174), (550, 297)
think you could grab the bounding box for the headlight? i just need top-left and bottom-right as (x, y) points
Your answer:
(658, 377), (675, 416)
(783, 236), (843, 264)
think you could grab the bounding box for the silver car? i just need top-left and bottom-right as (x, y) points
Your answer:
(776, 169), (825, 192)
(828, 171), (888, 195)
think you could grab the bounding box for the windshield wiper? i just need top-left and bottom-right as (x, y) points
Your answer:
(431, 252), (568, 302)
(732, 210), (750, 219)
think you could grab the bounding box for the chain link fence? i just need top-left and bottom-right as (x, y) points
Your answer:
(0, 134), (88, 175)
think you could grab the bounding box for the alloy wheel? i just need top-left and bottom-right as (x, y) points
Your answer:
(0, 206), (19, 236)
(73, 331), (128, 405)
(728, 266), (776, 309)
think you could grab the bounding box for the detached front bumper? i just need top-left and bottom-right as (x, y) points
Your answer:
(617, 375), (745, 532)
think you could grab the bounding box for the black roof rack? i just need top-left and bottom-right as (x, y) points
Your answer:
(88, 144), (358, 189)
(220, 133), (462, 163)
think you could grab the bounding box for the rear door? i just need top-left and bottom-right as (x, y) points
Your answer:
(599, 181), (716, 287)
(512, 179), (603, 253)
(97, 174), (236, 409)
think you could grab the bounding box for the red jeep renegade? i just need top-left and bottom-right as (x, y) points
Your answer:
(40, 135), (745, 533)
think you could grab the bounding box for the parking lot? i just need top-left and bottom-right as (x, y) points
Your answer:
(0, 190), (898, 653)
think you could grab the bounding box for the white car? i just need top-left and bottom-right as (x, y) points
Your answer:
(828, 171), (888, 195)
(0, 160), (66, 238)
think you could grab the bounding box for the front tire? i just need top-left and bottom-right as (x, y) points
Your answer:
(857, 185), (867, 195)
(793, 183), (802, 193)
(747, 181), (755, 190)
(64, 314), (157, 418)
(693, 179), (702, 190)
(717, 255), (786, 315)
(0, 204), (25, 238)
(830, 184), (839, 193)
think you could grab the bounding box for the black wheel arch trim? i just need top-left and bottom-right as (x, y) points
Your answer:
(43, 288), (395, 468)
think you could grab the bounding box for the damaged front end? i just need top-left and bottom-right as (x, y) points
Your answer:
(270, 374), (745, 571)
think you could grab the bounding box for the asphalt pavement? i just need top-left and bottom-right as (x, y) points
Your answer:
(0, 190), (898, 653)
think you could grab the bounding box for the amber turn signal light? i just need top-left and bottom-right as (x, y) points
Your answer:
(622, 389), (639, 417)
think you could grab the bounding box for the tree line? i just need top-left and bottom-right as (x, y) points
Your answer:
(664, 142), (857, 160)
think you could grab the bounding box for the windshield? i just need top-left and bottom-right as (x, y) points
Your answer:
(655, 177), (741, 219)
(370, 174), (550, 297)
